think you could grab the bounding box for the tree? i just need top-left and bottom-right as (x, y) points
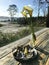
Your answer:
(21, 6), (36, 47)
(46, 0), (49, 27)
(39, 0), (49, 27)
(32, 0), (42, 17)
(7, 4), (17, 22)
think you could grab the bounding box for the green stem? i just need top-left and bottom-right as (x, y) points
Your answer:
(30, 16), (36, 46)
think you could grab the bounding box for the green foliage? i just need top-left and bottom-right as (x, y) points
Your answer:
(0, 29), (30, 47)
(7, 4), (17, 22)
(7, 4), (17, 16)
(0, 27), (43, 47)
(0, 24), (3, 27)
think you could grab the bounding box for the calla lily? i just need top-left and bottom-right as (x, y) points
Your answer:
(21, 6), (36, 47)
(21, 11), (27, 17)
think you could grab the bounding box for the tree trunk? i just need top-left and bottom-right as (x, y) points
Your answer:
(46, 6), (49, 27)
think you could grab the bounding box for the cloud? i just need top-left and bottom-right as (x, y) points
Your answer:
(0, 10), (23, 17)
(15, 13), (23, 17)
(0, 10), (9, 16)
(27, 4), (32, 8)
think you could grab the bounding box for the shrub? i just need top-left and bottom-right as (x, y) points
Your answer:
(0, 29), (30, 47)
(0, 24), (3, 27)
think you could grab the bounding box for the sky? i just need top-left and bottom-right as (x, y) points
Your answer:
(0, 0), (48, 17)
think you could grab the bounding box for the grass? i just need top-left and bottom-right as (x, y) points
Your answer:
(0, 29), (30, 47)
(0, 27), (44, 47)
(0, 24), (3, 27)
